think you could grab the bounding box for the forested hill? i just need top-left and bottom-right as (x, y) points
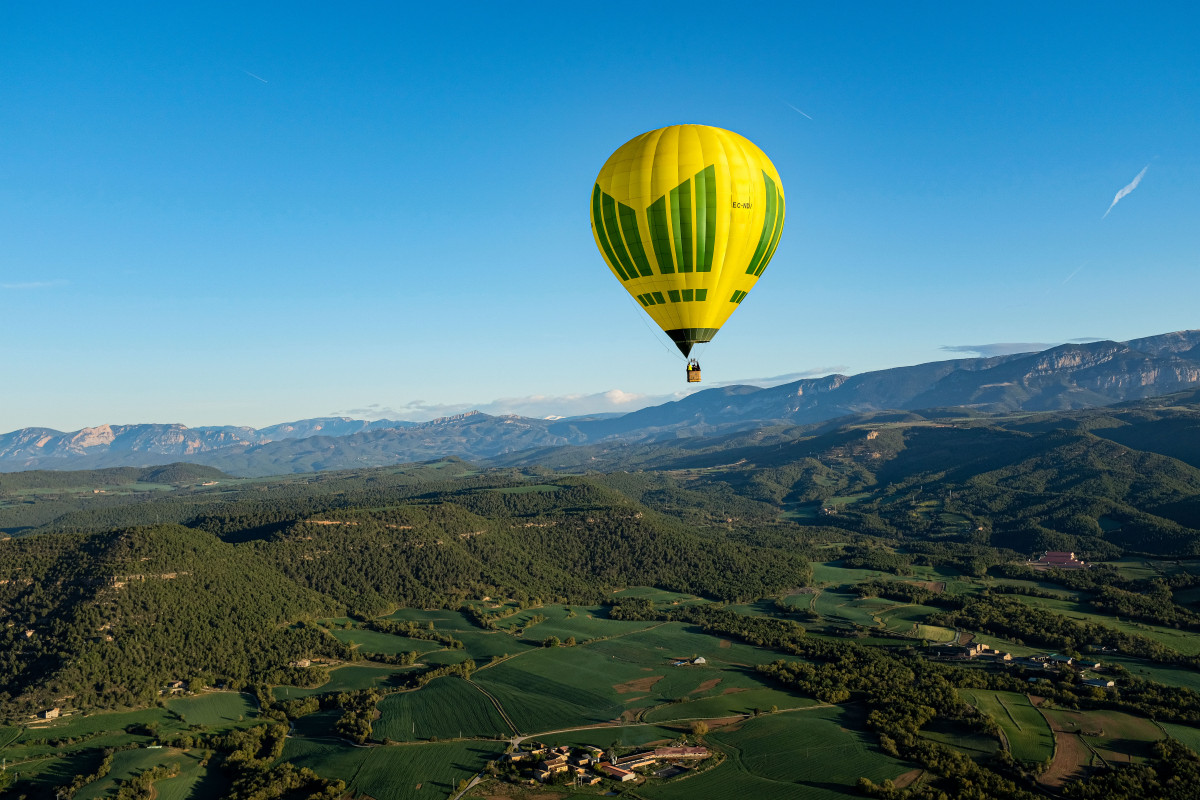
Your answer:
(0, 463), (227, 491)
(0, 465), (807, 718)
(4, 330), (1200, 476)
(496, 391), (1200, 558)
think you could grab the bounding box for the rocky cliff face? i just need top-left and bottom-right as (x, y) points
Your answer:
(4, 330), (1200, 475)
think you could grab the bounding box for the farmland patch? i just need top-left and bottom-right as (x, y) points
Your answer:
(957, 690), (1053, 763)
(375, 677), (512, 742)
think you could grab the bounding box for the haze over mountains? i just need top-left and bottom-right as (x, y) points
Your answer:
(6, 329), (1200, 476)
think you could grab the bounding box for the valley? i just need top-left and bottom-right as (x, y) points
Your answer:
(5, 395), (1200, 798)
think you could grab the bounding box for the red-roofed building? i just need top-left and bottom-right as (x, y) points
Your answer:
(599, 763), (636, 782)
(1033, 551), (1086, 569)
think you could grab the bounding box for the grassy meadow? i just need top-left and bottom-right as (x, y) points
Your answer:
(958, 689), (1054, 763)
(639, 708), (911, 800)
(374, 677), (512, 741)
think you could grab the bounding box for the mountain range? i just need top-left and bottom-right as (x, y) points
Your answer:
(5, 329), (1200, 476)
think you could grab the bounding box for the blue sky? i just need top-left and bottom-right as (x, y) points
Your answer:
(3, 2), (1198, 432)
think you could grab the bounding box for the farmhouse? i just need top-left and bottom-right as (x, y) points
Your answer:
(1082, 678), (1116, 689)
(542, 755), (569, 772)
(613, 752), (657, 770)
(1032, 551), (1087, 569)
(41, 707), (61, 719)
(598, 763), (636, 782)
(930, 642), (1010, 661)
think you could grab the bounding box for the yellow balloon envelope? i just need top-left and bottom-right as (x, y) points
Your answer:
(590, 124), (785, 357)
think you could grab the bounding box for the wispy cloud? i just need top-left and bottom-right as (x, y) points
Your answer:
(332, 368), (846, 422)
(240, 69), (269, 83)
(1102, 164), (1149, 219)
(703, 367), (845, 389)
(1, 279), (68, 290)
(784, 101), (813, 120)
(332, 391), (654, 422)
(940, 343), (1057, 358)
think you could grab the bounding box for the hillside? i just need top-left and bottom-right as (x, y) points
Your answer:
(6, 427), (1200, 799)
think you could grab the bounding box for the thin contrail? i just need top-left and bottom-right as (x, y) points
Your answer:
(240, 69), (269, 83)
(1061, 265), (1085, 285)
(1102, 164), (1148, 219)
(784, 101), (813, 120)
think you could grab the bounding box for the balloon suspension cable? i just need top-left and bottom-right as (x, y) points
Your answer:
(627, 294), (687, 361)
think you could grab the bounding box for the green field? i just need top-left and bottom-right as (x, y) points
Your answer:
(639, 708), (910, 800)
(610, 586), (708, 605)
(644, 689), (820, 722)
(538, 724), (682, 750)
(383, 608), (479, 628)
(273, 664), (410, 700)
(331, 627), (447, 655)
(473, 623), (790, 734)
(810, 562), (891, 586)
(914, 624), (957, 642)
(1162, 722), (1200, 755)
(984, 576), (1077, 598)
(779, 592), (815, 611)
(4, 699), (253, 797)
(452, 629), (535, 661)
(152, 752), (218, 800)
(1099, 560), (1166, 581)
(290, 709), (343, 739)
(1, 749), (104, 796)
(74, 747), (186, 800)
(919, 718), (1000, 762)
(958, 690), (1053, 763)
(0, 725), (21, 749)
(503, 604), (661, 641)
(375, 677), (512, 741)
(471, 650), (626, 732)
(725, 600), (783, 618)
(18, 707), (175, 742)
(1105, 655), (1200, 693)
(281, 738), (506, 800)
(878, 603), (943, 634)
(168, 692), (257, 728)
(1042, 706), (1163, 764)
(813, 589), (888, 628)
(875, 602), (951, 636)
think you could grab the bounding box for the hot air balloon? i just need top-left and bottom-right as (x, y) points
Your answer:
(590, 124), (785, 381)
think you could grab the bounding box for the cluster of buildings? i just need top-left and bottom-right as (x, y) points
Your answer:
(927, 643), (1116, 690)
(1030, 551), (1088, 570)
(503, 742), (710, 785)
(1016, 653), (1116, 689)
(929, 642), (1013, 662)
